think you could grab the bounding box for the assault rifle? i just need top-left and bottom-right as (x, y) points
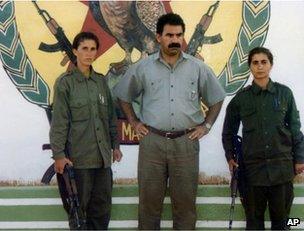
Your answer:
(41, 107), (55, 184)
(41, 159), (55, 184)
(185, 1), (222, 56)
(60, 164), (83, 229)
(229, 135), (245, 230)
(32, 1), (76, 66)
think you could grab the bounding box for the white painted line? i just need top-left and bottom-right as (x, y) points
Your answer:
(112, 197), (138, 204)
(196, 220), (304, 229)
(0, 220), (303, 229)
(0, 197), (304, 205)
(195, 197), (242, 204)
(0, 198), (62, 205)
(294, 197), (304, 204)
(0, 221), (67, 229)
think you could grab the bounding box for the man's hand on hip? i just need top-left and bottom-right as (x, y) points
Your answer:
(131, 121), (149, 138)
(189, 125), (209, 140)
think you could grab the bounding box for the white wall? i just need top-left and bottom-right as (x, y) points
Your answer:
(0, 1), (304, 182)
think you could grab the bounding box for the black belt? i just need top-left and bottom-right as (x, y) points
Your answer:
(148, 126), (194, 139)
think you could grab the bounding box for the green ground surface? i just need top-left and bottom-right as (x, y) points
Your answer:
(0, 184), (303, 198)
(0, 204), (303, 221)
(0, 184), (303, 229)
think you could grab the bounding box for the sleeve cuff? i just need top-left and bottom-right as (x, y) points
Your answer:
(294, 156), (304, 164)
(225, 151), (234, 162)
(52, 151), (66, 160)
(111, 142), (120, 150)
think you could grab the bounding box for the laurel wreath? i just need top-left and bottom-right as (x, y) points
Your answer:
(0, 1), (49, 107)
(218, 1), (270, 95)
(0, 1), (270, 107)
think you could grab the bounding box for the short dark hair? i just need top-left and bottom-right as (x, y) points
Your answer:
(248, 47), (273, 66)
(156, 13), (185, 35)
(72, 32), (99, 50)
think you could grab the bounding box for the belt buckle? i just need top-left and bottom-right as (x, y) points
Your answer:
(165, 132), (173, 139)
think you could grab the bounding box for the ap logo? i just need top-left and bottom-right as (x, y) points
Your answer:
(286, 218), (300, 227)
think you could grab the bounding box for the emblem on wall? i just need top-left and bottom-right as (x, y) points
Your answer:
(0, 1), (270, 144)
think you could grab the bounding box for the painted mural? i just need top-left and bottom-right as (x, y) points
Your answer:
(7, 1), (303, 183)
(0, 1), (270, 143)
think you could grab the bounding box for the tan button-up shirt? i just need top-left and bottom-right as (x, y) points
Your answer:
(114, 52), (226, 131)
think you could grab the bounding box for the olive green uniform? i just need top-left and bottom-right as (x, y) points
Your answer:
(50, 67), (119, 229)
(222, 80), (304, 229)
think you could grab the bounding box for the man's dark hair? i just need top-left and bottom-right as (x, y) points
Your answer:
(156, 13), (185, 35)
(248, 47), (273, 66)
(72, 32), (99, 50)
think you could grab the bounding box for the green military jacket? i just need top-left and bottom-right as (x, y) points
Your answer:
(222, 79), (304, 186)
(50, 67), (119, 169)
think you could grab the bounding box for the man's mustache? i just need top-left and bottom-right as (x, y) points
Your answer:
(168, 43), (181, 48)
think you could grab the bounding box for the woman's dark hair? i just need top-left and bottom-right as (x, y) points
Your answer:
(72, 32), (99, 50)
(248, 47), (273, 66)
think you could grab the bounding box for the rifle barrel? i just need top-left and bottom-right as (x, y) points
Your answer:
(207, 1), (220, 17)
(32, 1), (51, 24)
(229, 198), (235, 229)
(32, 1), (40, 12)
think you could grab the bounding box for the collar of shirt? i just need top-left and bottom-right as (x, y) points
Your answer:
(71, 66), (99, 83)
(153, 51), (189, 68)
(251, 78), (276, 95)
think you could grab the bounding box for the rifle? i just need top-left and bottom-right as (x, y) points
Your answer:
(59, 164), (83, 229)
(41, 163), (55, 185)
(185, 1), (222, 56)
(41, 106), (55, 184)
(32, 1), (76, 66)
(228, 135), (244, 230)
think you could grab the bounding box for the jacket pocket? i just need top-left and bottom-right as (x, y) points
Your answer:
(98, 95), (108, 119)
(70, 99), (90, 122)
(277, 125), (292, 146)
(274, 102), (287, 126)
(240, 107), (256, 131)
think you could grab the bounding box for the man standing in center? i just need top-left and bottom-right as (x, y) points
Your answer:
(114, 13), (226, 229)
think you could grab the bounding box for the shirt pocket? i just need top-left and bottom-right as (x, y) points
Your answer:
(240, 107), (256, 132)
(149, 78), (164, 100)
(187, 79), (199, 101)
(70, 99), (90, 122)
(97, 94), (109, 119)
(276, 125), (292, 147)
(273, 101), (288, 126)
(178, 77), (198, 101)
